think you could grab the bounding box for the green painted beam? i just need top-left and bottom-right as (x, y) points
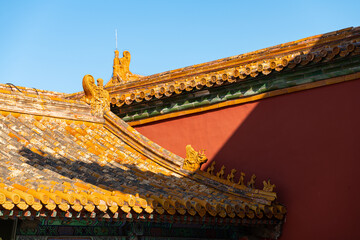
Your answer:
(117, 56), (360, 122)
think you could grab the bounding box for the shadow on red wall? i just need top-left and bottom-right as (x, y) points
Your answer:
(135, 79), (360, 240)
(211, 80), (360, 240)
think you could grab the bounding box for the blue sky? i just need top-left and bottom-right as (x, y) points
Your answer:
(0, 0), (359, 93)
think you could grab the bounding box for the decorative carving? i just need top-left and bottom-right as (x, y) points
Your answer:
(82, 75), (110, 117)
(227, 169), (237, 183)
(182, 145), (208, 172)
(238, 172), (245, 185)
(107, 50), (143, 87)
(263, 180), (276, 192)
(120, 50), (131, 78)
(206, 161), (216, 175)
(216, 165), (225, 179)
(247, 174), (256, 188)
(113, 50), (121, 81)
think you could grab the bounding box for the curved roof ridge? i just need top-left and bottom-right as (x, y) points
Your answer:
(104, 110), (184, 168)
(0, 83), (67, 98)
(0, 101), (285, 223)
(0, 85), (103, 123)
(104, 111), (280, 207)
(106, 26), (360, 92)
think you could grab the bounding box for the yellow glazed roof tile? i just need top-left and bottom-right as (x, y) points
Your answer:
(88, 27), (360, 108)
(0, 58), (285, 225)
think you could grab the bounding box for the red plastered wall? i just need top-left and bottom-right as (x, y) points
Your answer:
(135, 79), (360, 240)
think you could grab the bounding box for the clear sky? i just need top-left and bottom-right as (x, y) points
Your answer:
(0, 0), (359, 93)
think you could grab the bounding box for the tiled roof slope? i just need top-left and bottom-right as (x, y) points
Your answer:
(0, 84), (102, 123)
(102, 27), (360, 105)
(1, 84), (67, 99)
(0, 86), (285, 224)
(95, 27), (360, 125)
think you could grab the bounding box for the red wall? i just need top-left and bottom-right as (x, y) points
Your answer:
(135, 79), (360, 240)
